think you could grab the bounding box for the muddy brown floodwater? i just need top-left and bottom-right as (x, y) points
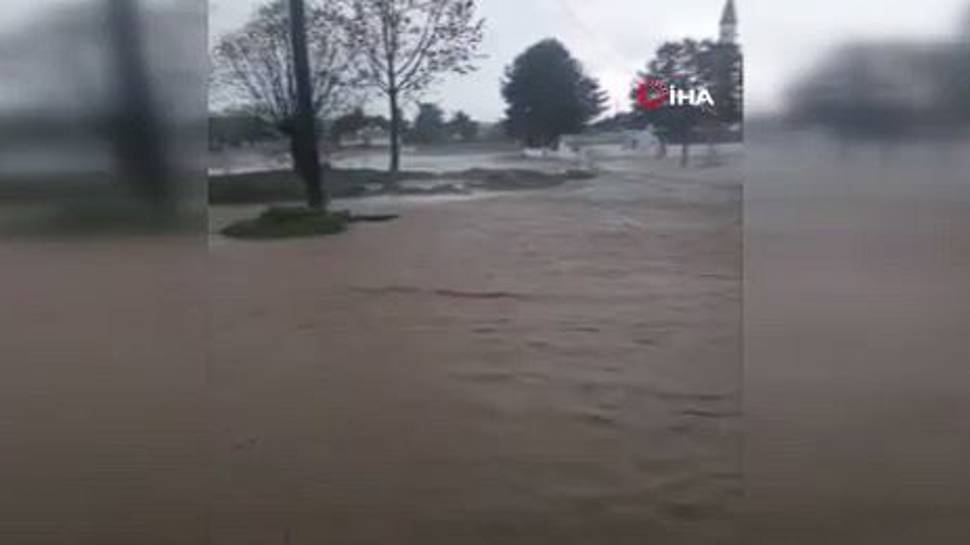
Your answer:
(209, 152), (742, 545)
(744, 135), (970, 544)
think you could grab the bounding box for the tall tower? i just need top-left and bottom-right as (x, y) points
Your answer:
(719, 0), (737, 44)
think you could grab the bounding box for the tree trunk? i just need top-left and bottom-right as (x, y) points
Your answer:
(288, 0), (325, 210)
(389, 89), (401, 174)
(107, 0), (172, 215)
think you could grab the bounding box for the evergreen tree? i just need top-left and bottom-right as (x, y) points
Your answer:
(502, 39), (607, 148)
(412, 103), (447, 144)
(448, 111), (479, 142)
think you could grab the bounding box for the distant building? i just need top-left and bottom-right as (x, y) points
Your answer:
(539, 0), (743, 157)
(697, 0), (743, 143)
(719, 0), (738, 45)
(338, 125), (392, 148)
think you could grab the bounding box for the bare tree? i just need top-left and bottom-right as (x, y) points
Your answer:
(341, 0), (484, 173)
(212, 0), (359, 206)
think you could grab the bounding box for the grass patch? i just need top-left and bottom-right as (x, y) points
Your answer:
(209, 167), (596, 205)
(209, 168), (437, 204)
(221, 206), (350, 240)
(456, 168), (595, 190)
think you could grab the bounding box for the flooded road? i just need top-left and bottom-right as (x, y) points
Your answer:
(744, 134), (970, 544)
(210, 152), (742, 544)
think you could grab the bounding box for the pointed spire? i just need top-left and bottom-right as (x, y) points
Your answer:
(721, 0), (737, 25)
(719, 0), (737, 44)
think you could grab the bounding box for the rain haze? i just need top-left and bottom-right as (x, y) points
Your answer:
(210, 0), (968, 118)
(205, 1), (745, 543)
(1, 1), (968, 544)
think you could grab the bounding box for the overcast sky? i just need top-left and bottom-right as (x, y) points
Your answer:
(5, 0), (966, 118)
(210, 0), (967, 120)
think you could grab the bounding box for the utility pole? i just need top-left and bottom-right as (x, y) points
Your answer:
(288, 0), (326, 209)
(107, 0), (173, 216)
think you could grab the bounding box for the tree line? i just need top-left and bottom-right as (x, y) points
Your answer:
(212, 0), (484, 177)
(210, 105), (482, 150)
(211, 0), (742, 208)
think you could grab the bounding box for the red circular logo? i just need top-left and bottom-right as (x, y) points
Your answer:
(637, 78), (668, 111)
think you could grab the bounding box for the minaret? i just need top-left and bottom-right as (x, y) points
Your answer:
(719, 0), (737, 44)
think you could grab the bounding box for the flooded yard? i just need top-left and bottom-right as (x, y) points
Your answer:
(209, 149), (742, 544)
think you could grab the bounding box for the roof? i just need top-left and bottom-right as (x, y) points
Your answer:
(721, 0), (737, 25)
